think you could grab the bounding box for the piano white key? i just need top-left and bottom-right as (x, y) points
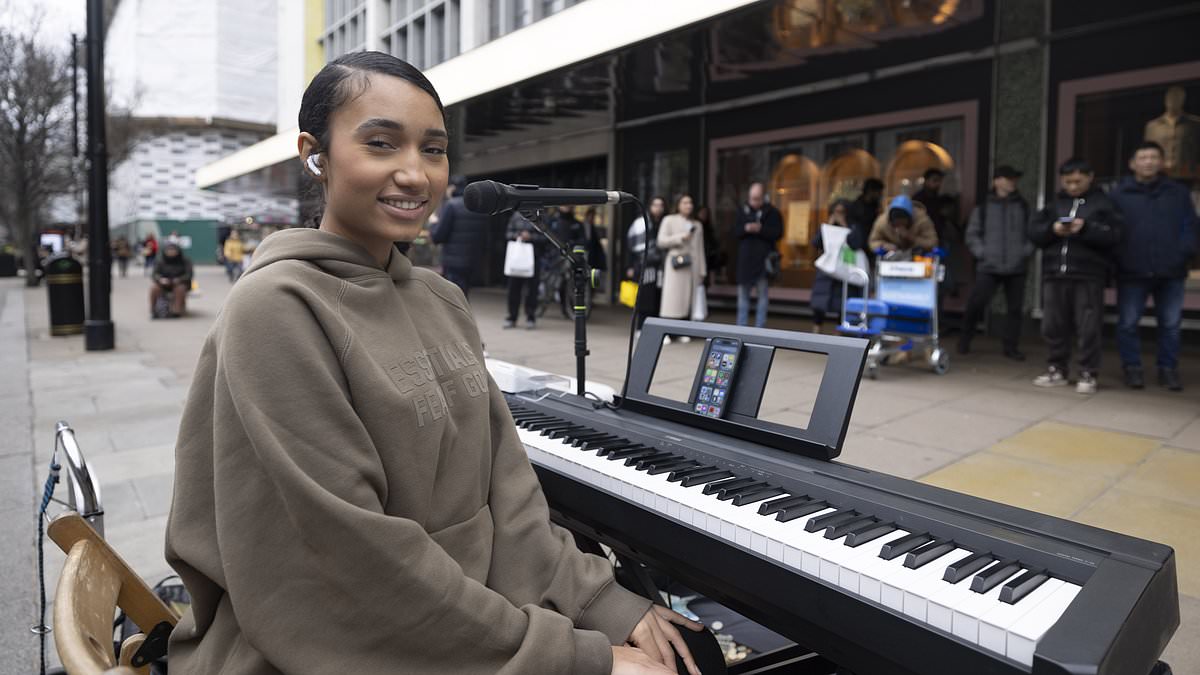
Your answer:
(837, 530), (912, 594)
(976, 578), (1065, 657)
(951, 569), (1025, 644)
(926, 576), (975, 633)
(894, 548), (973, 620)
(1005, 583), (1082, 667)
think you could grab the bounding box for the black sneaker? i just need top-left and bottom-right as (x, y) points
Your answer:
(1003, 348), (1026, 362)
(1158, 368), (1183, 392)
(1123, 366), (1145, 389)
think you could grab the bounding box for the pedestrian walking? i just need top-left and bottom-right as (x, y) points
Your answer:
(959, 165), (1031, 359)
(142, 234), (158, 276)
(1110, 141), (1199, 391)
(1028, 158), (1121, 394)
(733, 183), (783, 327)
(626, 196), (666, 331)
(658, 194), (707, 339)
(502, 211), (544, 329)
(164, 51), (700, 675)
(223, 230), (245, 282)
(430, 175), (490, 298)
(810, 199), (858, 333)
(112, 236), (132, 278)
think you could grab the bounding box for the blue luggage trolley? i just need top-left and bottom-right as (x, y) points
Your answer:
(836, 250), (948, 379)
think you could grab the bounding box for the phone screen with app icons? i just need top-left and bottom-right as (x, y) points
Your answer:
(693, 337), (742, 419)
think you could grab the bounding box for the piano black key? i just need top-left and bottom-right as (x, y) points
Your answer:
(879, 532), (933, 560)
(804, 508), (859, 533)
(776, 501), (829, 522)
(903, 538), (956, 569)
(843, 522), (897, 547)
(629, 452), (677, 468)
(567, 431), (610, 446)
(527, 420), (571, 432)
(546, 425), (589, 439)
(514, 415), (555, 426)
(608, 447), (657, 461)
(971, 558), (1022, 594)
(646, 459), (698, 476)
(731, 486), (787, 507)
(716, 482), (769, 501)
(593, 441), (639, 456)
(758, 495), (812, 516)
(702, 476), (756, 495)
(823, 515), (878, 540)
(943, 551), (995, 584)
(680, 470), (735, 488)
(667, 465), (717, 482)
(577, 436), (622, 450)
(999, 569), (1050, 604)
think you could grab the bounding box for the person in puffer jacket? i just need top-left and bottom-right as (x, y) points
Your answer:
(1027, 158), (1121, 394)
(960, 165), (1032, 360)
(1110, 140), (1199, 392)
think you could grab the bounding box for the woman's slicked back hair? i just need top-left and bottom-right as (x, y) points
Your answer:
(298, 51), (445, 155)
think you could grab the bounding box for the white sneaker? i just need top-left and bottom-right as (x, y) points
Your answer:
(662, 336), (673, 345)
(678, 336), (692, 344)
(1033, 367), (1068, 387)
(1075, 372), (1097, 395)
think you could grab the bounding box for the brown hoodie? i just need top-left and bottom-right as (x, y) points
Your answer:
(165, 228), (650, 674)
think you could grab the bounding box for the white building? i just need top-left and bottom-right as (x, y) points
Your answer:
(106, 0), (299, 262)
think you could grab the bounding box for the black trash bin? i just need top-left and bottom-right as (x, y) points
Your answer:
(0, 250), (16, 277)
(45, 254), (85, 336)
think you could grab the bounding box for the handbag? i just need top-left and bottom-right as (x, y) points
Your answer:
(503, 240), (535, 278)
(619, 280), (639, 308)
(671, 253), (692, 269)
(764, 250), (782, 281)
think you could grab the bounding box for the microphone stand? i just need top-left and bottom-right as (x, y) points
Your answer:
(518, 207), (593, 397)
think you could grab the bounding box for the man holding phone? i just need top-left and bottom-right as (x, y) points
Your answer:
(734, 183), (783, 327)
(1027, 158), (1122, 394)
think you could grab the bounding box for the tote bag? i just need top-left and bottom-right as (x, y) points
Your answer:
(503, 240), (535, 278)
(814, 224), (869, 286)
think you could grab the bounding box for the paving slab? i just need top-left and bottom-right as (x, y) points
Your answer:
(988, 421), (1160, 478)
(919, 452), (1112, 519)
(942, 385), (1081, 422)
(1170, 418), (1200, 452)
(837, 433), (962, 479)
(871, 406), (1031, 455)
(1116, 447), (1200, 509)
(1053, 390), (1200, 439)
(1074, 489), (1200, 598)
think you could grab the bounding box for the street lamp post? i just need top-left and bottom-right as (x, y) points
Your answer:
(84, 0), (114, 351)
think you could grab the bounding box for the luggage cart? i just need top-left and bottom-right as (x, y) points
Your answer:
(836, 250), (948, 379)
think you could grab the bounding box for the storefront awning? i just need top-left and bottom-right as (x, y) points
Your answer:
(197, 0), (761, 192)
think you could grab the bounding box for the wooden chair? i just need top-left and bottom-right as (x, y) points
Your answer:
(48, 513), (180, 675)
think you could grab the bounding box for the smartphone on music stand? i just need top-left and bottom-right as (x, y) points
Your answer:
(692, 337), (743, 419)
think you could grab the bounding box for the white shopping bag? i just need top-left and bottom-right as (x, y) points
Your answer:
(691, 284), (708, 321)
(814, 224), (869, 287)
(503, 240), (535, 278)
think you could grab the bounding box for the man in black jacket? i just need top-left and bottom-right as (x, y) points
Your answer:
(1028, 158), (1121, 394)
(733, 183), (783, 327)
(960, 165), (1031, 359)
(431, 176), (491, 298)
(847, 178), (884, 255)
(1110, 141), (1198, 391)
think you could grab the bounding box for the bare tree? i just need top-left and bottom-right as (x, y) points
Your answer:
(0, 27), (75, 284)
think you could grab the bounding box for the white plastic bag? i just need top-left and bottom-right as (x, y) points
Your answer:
(503, 240), (535, 278)
(814, 224), (869, 287)
(691, 284), (708, 321)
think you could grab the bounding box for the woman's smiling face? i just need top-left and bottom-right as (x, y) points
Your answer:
(304, 72), (449, 263)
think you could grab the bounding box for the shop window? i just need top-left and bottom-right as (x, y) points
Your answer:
(714, 117), (964, 288)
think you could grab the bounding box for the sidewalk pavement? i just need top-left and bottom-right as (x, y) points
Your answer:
(3, 265), (1198, 674)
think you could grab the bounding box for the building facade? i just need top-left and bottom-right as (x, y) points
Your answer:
(201, 0), (1200, 321)
(106, 0), (299, 263)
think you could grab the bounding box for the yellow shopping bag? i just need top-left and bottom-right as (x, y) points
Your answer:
(619, 280), (639, 308)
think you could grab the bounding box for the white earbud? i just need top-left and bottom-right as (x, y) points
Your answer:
(306, 154), (323, 176)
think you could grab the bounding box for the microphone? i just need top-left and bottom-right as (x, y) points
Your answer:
(463, 180), (634, 215)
